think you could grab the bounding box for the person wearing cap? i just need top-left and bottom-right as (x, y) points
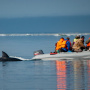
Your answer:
(73, 35), (80, 45)
(61, 37), (72, 52)
(72, 36), (85, 52)
(85, 37), (90, 50)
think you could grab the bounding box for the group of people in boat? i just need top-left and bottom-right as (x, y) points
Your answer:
(55, 35), (90, 53)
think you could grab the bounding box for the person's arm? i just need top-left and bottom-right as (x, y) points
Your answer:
(79, 41), (85, 48)
(86, 39), (90, 44)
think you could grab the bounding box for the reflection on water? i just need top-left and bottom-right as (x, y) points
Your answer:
(73, 60), (84, 90)
(0, 60), (90, 90)
(87, 60), (90, 90)
(56, 60), (90, 90)
(56, 60), (66, 90)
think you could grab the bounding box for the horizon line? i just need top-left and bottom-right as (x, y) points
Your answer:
(0, 15), (90, 19)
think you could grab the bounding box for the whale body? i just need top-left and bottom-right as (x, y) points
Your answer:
(0, 51), (22, 61)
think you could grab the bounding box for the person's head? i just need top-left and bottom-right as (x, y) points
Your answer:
(66, 37), (70, 40)
(81, 36), (85, 39)
(81, 36), (85, 42)
(61, 37), (64, 39)
(75, 35), (80, 39)
(59, 37), (64, 40)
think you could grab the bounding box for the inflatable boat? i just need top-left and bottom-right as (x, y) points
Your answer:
(32, 50), (90, 60)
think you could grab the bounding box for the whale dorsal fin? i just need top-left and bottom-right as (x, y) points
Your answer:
(2, 51), (9, 58)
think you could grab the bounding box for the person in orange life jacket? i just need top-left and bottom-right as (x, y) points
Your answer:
(61, 37), (72, 52)
(85, 37), (90, 50)
(55, 37), (64, 53)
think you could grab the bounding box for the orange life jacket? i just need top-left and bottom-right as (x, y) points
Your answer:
(87, 42), (90, 47)
(61, 40), (67, 48)
(56, 38), (64, 50)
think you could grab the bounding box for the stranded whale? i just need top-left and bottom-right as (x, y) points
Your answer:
(0, 51), (22, 61)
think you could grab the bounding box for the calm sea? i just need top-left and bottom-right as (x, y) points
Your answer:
(0, 34), (90, 90)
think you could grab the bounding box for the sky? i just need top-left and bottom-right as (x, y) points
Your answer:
(0, 0), (90, 18)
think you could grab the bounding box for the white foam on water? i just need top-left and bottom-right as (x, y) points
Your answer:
(0, 33), (90, 37)
(10, 56), (32, 61)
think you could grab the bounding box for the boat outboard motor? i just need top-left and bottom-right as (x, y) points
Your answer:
(34, 50), (44, 56)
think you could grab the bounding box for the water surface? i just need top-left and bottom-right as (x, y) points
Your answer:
(0, 59), (90, 90)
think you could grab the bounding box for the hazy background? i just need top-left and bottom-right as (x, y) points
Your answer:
(0, 0), (90, 33)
